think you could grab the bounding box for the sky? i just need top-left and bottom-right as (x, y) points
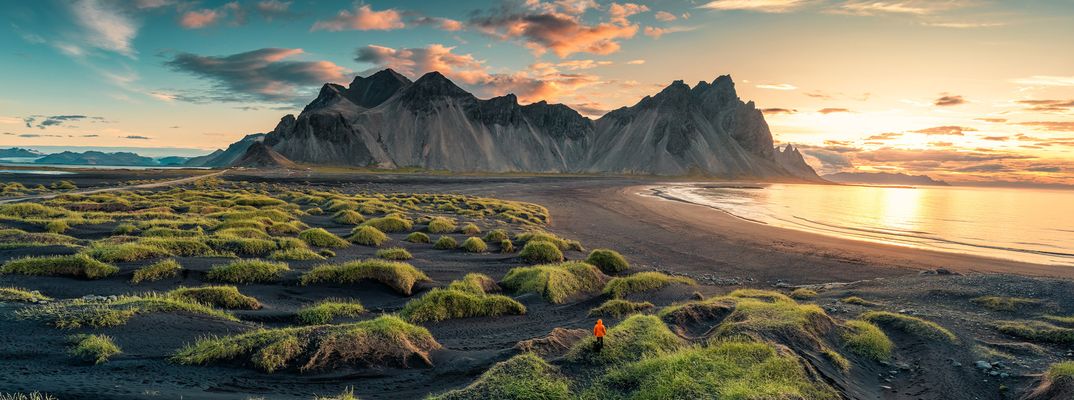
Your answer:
(1, 0), (1073, 185)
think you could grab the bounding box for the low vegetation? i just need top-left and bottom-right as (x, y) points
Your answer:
(400, 288), (525, 323)
(68, 334), (121, 365)
(349, 226), (389, 246)
(995, 320), (1074, 344)
(130, 259), (182, 284)
(426, 217), (456, 233)
(299, 228), (350, 248)
(83, 242), (173, 263)
(501, 261), (605, 304)
(429, 353), (571, 400)
(586, 249), (629, 274)
(568, 314), (684, 365)
(459, 222), (481, 235)
(167, 286), (262, 310)
(375, 247), (413, 260)
(842, 320), (893, 360)
(361, 216), (412, 233)
(499, 239), (515, 253)
(18, 294), (236, 329)
(582, 339), (838, 400)
(840, 296), (878, 306)
(172, 315), (440, 373)
(589, 299), (654, 318)
(405, 232), (430, 243)
(862, 311), (958, 343)
(331, 210), (365, 225)
(790, 288), (818, 300)
(206, 259), (289, 283)
(483, 229), (509, 243)
(519, 241), (563, 263)
(269, 247), (327, 261)
(0, 287), (51, 303)
(602, 271), (696, 298)
(515, 230), (582, 251)
(461, 237), (488, 253)
(296, 299), (366, 325)
(433, 235), (457, 250)
(972, 296), (1041, 312)
(447, 273), (500, 294)
(1, 254), (118, 279)
(301, 259), (429, 296)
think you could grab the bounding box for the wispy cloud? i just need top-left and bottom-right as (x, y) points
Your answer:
(165, 48), (350, 103)
(756, 83), (797, 90)
(1014, 121), (1074, 132)
(1011, 76), (1074, 87)
(934, 94), (966, 106)
(68, 0), (139, 57)
(1016, 99), (1074, 112)
(699, 0), (809, 13)
(818, 107), (851, 114)
(911, 125), (976, 136)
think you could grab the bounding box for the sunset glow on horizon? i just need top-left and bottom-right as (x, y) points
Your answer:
(2, 0), (1072, 185)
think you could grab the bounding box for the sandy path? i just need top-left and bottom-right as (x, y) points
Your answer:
(0, 169), (226, 204)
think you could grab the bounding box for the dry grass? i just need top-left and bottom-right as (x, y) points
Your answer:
(130, 259), (182, 284)
(301, 259), (430, 296)
(602, 272), (696, 298)
(502, 261), (605, 304)
(206, 259), (290, 283)
(1, 254), (118, 279)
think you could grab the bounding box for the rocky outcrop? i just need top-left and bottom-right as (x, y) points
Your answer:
(774, 145), (823, 181)
(207, 69), (820, 179)
(185, 133), (265, 167)
(231, 142), (297, 169)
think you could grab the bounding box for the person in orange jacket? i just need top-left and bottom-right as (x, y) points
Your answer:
(593, 319), (606, 352)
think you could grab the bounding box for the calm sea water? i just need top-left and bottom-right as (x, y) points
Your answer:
(655, 183), (1074, 266)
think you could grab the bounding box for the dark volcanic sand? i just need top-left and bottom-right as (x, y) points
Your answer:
(2, 170), (1073, 399)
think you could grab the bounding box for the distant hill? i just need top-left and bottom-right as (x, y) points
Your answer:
(34, 151), (157, 166)
(231, 142), (297, 169)
(0, 148), (44, 158)
(823, 172), (950, 186)
(196, 69), (821, 180)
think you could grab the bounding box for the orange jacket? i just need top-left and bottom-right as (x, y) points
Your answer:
(593, 320), (606, 337)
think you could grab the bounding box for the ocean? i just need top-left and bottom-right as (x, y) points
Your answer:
(654, 183), (1074, 267)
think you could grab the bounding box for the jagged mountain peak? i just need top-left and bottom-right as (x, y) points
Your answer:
(347, 68), (412, 108)
(302, 83), (353, 113)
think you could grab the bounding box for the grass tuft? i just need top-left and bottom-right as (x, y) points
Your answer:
(842, 320), (893, 360)
(168, 285), (262, 310)
(602, 272), (696, 298)
(1, 254), (118, 279)
(426, 217), (456, 234)
(519, 241), (563, 264)
(459, 223), (481, 235)
(995, 320), (1074, 344)
(568, 314), (684, 365)
(483, 229), (509, 243)
(790, 288), (818, 300)
(502, 261), (605, 304)
(298, 228), (350, 248)
(461, 237), (488, 253)
(405, 232), (430, 243)
(206, 259), (289, 283)
(301, 259), (429, 296)
(296, 299), (366, 325)
(400, 288), (525, 323)
(83, 242), (172, 263)
(862, 311), (957, 343)
(433, 235), (457, 250)
(331, 210), (365, 225)
(361, 216), (412, 233)
(840, 296), (878, 306)
(130, 259), (182, 284)
(589, 299), (654, 318)
(972, 296), (1041, 312)
(18, 294), (236, 329)
(68, 334), (121, 365)
(0, 287), (51, 303)
(269, 247), (327, 261)
(375, 247), (413, 260)
(586, 249), (629, 274)
(348, 226), (389, 247)
(429, 353), (570, 400)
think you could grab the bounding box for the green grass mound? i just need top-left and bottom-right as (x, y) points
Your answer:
(207, 259), (289, 283)
(502, 261), (605, 304)
(995, 320), (1074, 344)
(0, 228), (78, 248)
(603, 272), (696, 298)
(68, 334), (121, 365)
(361, 216), (412, 233)
(519, 241), (563, 264)
(130, 259), (182, 284)
(206, 236), (278, 256)
(583, 339), (838, 400)
(168, 286), (262, 310)
(430, 353), (571, 400)
(459, 222), (481, 235)
(400, 287), (525, 323)
(331, 210), (365, 225)
(348, 226), (389, 247)
(461, 237), (487, 253)
(791, 288), (818, 300)
(483, 229), (509, 243)
(589, 299), (654, 318)
(862, 311), (958, 343)
(840, 296), (878, 306)
(301, 259), (429, 296)
(972, 296), (1041, 312)
(269, 247), (327, 261)
(586, 249), (629, 274)
(842, 320), (893, 360)
(172, 315), (440, 373)
(657, 290), (833, 345)
(0, 287), (51, 303)
(17, 294), (236, 328)
(405, 232), (430, 243)
(433, 235), (457, 249)
(375, 247), (413, 260)
(44, 220), (69, 234)
(298, 228), (349, 248)
(567, 314), (684, 365)
(515, 230), (583, 251)
(138, 237), (213, 257)
(266, 221), (304, 236)
(296, 299), (366, 325)
(1, 254), (118, 279)
(426, 217), (456, 233)
(499, 239), (515, 253)
(83, 242), (172, 263)
(447, 273), (500, 295)
(215, 227), (272, 240)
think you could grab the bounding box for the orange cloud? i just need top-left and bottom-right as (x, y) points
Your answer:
(180, 9), (219, 29)
(469, 2), (643, 58)
(312, 5), (404, 31)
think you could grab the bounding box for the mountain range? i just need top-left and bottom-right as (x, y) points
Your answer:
(823, 172), (950, 186)
(198, 69), (821, 180)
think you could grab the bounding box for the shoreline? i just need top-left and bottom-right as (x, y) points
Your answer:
(621, 183), (1074, 280)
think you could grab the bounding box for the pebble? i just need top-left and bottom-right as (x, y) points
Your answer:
(975, 361), (992, 370)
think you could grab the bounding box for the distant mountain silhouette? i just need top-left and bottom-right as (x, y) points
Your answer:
(824, 172), (950, 186)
